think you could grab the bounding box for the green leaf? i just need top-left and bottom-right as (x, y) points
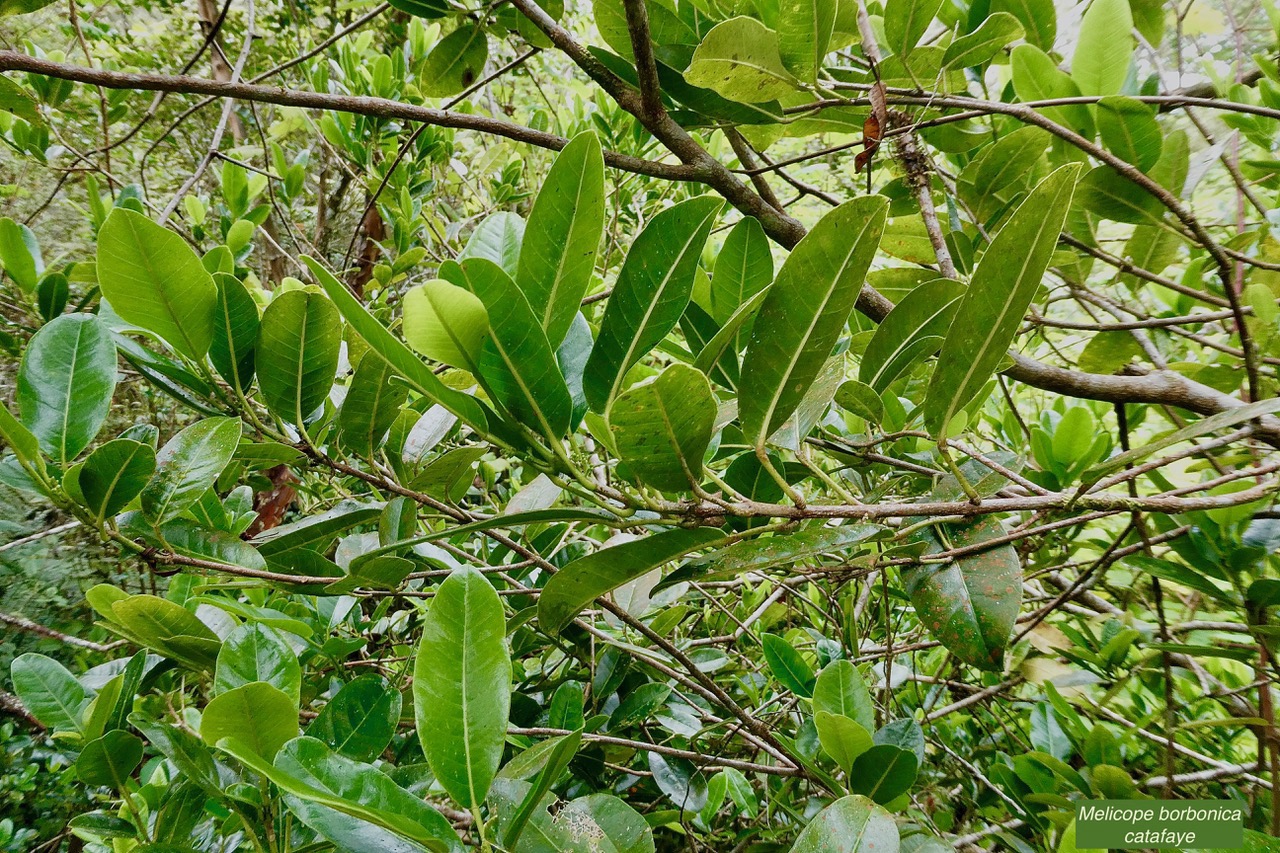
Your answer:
(307, 674), (402, 762)
(216, 736), (458, 852)
(788, 795), (899, 852)
(11, 653), (88, 732)
(387, 0), (449, 18)
(848, 744), (919, 803)
(209, 273), (259, 394)
(923, 164), (1080, 435)
(454, 258), (572, 440)
(990, 0), (1055, 51)
(739, 196), (888, 447)
(17, 314), (117, 464)
(584, 196), (721, 411)
(97, 208), (217, 360)
(692, 287), (770, 382)
(538, 527), (725, 634)
(710, 217), (773, 326)
(422, 24), (489, 97)
(1076, 165), (1165, 225)
(0, 0), (54, 15)
(1072, 0), (1133, 96)
(503, 730), (583, 849)
(680, 525), (883, 585)
(778, 0), (836, 83)
(202, 682), (298, 760)
(0, 217), (42, 292)
(77, 731), (144, 789)
(257, 289), (342, 427)
(460, 212), (524, 277)
(884, 0), (945, 58)
(109, 594), (222, 670)
(518, 131), (605, 347)
(903, 517), (1023, 670)
(813, 660), (875, 732)
(413, 567), (511, 809)
(338, 354), (410, 458)
(302, 256), (491, 437)
(684, 17), (799, 104)
(140, 417), (242, 523)
(0, 76), (43, 128)
(834, 380), (884, 423)
(79, 438), (156, 522)
(860, 279), (962, 391)
(1009, 45), (1094, 138)
(815, 711), (873, 775)
(1082, 397), (1280, 482)
(215, 623), (301, 703)
(762, 633), (815, 697)
(608, 363), (715, 492)
(1097, 96), (1163, 171)
(130, 714), (226, 796)
(942, 12), (1023, 69)
(37, 271), (69, 321)
(401, 278), (490, 373)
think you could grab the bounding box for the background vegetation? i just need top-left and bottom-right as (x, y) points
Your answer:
(0, 0), (1279, 849)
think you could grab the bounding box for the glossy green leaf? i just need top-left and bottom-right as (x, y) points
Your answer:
(762, 633), (815, 697)
(11, 652), (88, 732)
(215, 623), (301, 703)
(209, 273), (259, 394)
(338, 353), (410, 458)
(109, 594), (222, 670)
(683, 524), (883, 584)
(308, 674), (402, 762)
(788, 795), (899, 852)
(503, 729), (583, 849)
(257, 289), (342, 427)
(402, 278), (489, 373)
(97, 208), (217, 360)
(813, 660), (875, 732)
(140, 417), (242, 522)
(848, 744), (919, 803)
(1071, 0), (1133, 96)
(202, 682), (298, 760)
(608, 363), (715, 492)
(79, 438), (156, 522)
(539, 527), (725, 634)
(923, 164), (1079, 436)
(584, 196), (721, 411)
(684, 17), (798, 104)
(17, 313), (117, 464)
(834, 380), (884, 423)
(413, 567), (511, 809)
(422, 24), (489, 97)
(518, 131), (605, 347)
(460, 212), (524, 277)
(884, 0), (945, 58)
(692, 287), (770, 381)
(740, 195), (887, 447)
(710, 217), (773, 326)
(302, 255), (491, 437)
(1076, 165), (1165, 225)
(1009, 47), (1094, 139)
(0, 216), (42, 292)
(387, 0), (448, 18)
(859, 278), (964, 392)
(37, 271), (69, 321)
(778, 0), (836, 83)
(77, 731), (144, 789)
(903, 517), (1023, 670)
(815, 711), (873, 775)
(942, 12), (1023, 69)
(454, 258), (572, 440)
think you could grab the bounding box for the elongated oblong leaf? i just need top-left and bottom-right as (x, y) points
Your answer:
(17, 313), (117, 464)
(307, 674), (402, 762)
(97, 208), (217, 359)
(518, 131), (605, 347)
(413, 567), (511, 809)
(402, 278), (488, 373)
(584, 197), (721, 411)
(710, 217), (773, 326)
(140, 417), (242, 523)
(454, 258), (572, 440)
(684, 18), (798, 103)
(1072, 0), (1133, 96)
(778, 0), (836, 83)
(302, 256), (491, 436)
(608, 363), (715, 492)
(210, 273), (260, 394)
(257, 289), (342, 427)
(11, 652), (88, 732)
(338, 354), (410, 458)
(859, 278), (964, 393)
(903, 517), (1022, 670)
(813, 660), (875, 732)
(923, 164), (1080, 436)
(539, 527), (725, 634)
(884, 0), (945, 58)
(739, 196), (887, 446)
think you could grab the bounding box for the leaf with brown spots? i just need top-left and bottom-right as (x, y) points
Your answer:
(903, 516), (1022, 671)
